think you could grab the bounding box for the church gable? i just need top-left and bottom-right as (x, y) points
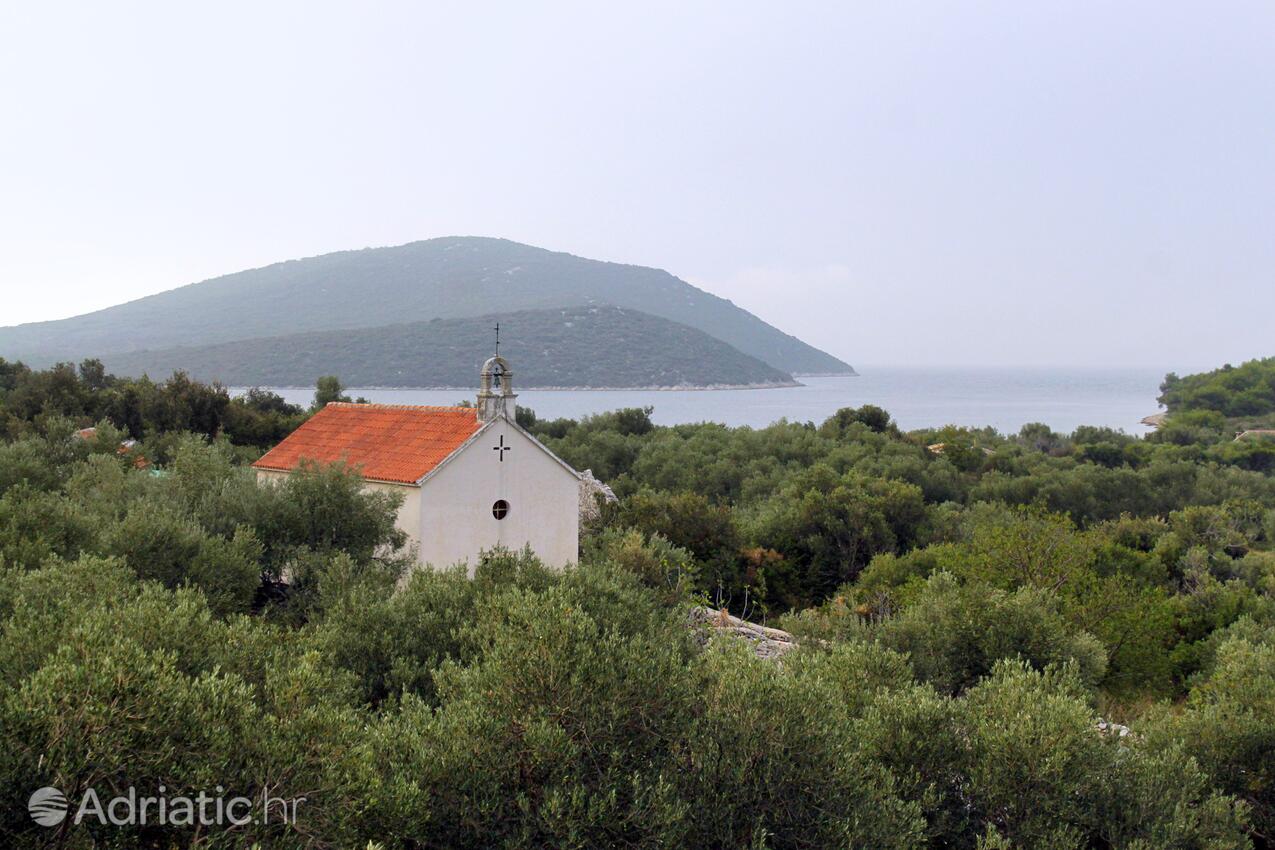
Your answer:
(419, 416), (580, 487)
(252, 403), (482, 484)
(414, 411), (581, 571)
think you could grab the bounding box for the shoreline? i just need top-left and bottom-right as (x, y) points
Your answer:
(229, 373), (860, 394)
(232, 380), (810, 393)
(792, 370), (859, 378)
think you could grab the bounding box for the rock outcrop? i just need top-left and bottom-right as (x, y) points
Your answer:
(578, 469), (617, 526)
(688, 606), (797, 660)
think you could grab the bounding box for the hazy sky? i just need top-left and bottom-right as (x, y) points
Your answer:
(1, 1), (1271, 370)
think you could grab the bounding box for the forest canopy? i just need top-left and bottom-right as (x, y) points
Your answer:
(1, 356), (1273, 848)
(1160, 357), (1275, 418)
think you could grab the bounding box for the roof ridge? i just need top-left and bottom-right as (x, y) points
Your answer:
(325, 402), (476, 412)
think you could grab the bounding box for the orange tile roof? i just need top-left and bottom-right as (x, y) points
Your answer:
(252, 403), (483, 484)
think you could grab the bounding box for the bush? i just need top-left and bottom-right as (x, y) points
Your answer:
(875, 573), (1108, 695)
(369, 583), (698, 849)
(253, 460), (406, 577)
(611, 489), (742, 589)
(1145, 635), (1275, 842)
(101, 502), (262, 616)
(747, 468), (927, 609)
(0, 485), (97, 569)
(958, 661), (1248, 849)
(581, 527), (698, 604)
(313, 563), (479, 707)
(0, 563), (375, 848)
(852, 683), (971, 846)
(686, 641), (923, 849)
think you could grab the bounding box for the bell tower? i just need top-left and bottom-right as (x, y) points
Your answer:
(477, 355), (515, 423)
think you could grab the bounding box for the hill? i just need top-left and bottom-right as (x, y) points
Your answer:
(0, 237), (854, 375)
(99, 306), (799, 389)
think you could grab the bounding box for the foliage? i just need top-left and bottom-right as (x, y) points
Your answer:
(874, 573), (1108, 695)
(1161, 358), (1275, 418)
(1145, 632), (1275, 843)
(313, 375), (352, 407)
(0, 358), (306, 449)
(100, 501), (263, 616)
(956, 661), (1248, 849)
(686, 642), (924, 849)
(0, 357), (1273, 847)
(581, 527), (699, 605)
(746, 467), (927, 609)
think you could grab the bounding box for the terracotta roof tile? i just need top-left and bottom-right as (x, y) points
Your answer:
(252, 403), (482, 484)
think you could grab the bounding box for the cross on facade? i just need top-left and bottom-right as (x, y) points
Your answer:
(493, 433), (511, 461)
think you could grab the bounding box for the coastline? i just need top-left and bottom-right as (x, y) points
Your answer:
(230, 371), (861, 393)
(234, 379), (807, 392)
(226, 370), (1160, 433)
(792, 370), (859, 378)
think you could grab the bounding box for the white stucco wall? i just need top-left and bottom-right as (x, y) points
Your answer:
(416, 418), (580, 573)
(367, 480), (422, 555)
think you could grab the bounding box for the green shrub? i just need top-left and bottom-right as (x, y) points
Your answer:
(313, 563), (479, 707)
(875, 573), (1107, 695)
(369, 584), (697, 849)
(686, 642), (923, 849)
(581, 527), (698, 604)
(101, 502), (261, 616)
(1145, 635), (1275, 842)
(958, 661), (1248, 849)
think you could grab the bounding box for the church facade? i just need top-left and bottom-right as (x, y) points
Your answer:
(253, 356), (581, 571)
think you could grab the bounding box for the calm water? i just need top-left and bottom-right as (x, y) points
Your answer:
(245, 367), (1168, 435)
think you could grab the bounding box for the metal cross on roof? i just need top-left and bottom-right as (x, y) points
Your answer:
(493, 322), (500, 356)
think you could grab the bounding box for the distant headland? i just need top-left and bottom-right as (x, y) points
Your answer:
(0, 237), (854, 389)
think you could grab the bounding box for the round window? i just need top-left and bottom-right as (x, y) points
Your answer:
(492, 499), (509, 520)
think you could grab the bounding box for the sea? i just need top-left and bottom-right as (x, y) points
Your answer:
(243, 367), (1168, 435)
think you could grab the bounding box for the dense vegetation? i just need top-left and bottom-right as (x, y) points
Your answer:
(101, 306), (796, 389)
(1161, 357), (1275, 419)
(0, 236), (853, 375)
(1, 357), (1274, 848)
(0, 358), (307, 459)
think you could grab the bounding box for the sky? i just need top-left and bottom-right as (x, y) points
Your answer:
(1, 1), (1272, 371)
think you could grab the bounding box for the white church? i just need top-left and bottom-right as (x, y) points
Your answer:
(253, 355), (582, 571)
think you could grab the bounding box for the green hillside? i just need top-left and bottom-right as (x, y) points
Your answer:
(99, 306), (799, 389)
(0, 237), (853, 375)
